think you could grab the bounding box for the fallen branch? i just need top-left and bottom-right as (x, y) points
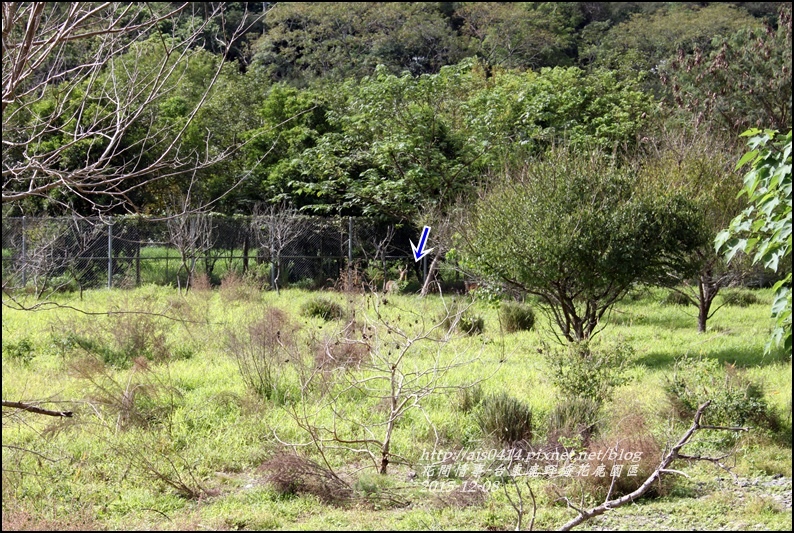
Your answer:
(558, 400), (748, 531)
(2, 400), (73, 417)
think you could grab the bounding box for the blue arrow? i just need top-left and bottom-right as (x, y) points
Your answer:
(410, 226), (434, 262)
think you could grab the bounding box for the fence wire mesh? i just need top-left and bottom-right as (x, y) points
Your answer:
(1, 215), (421, 293)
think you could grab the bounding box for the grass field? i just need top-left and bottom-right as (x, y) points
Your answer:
(2, 283), (791, 530)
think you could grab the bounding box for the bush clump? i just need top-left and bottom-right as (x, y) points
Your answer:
(301, 297), (345, 321)
(662, 290), (692, 306)
(226, 307), (298, 402)
(721, 290), (760, 307)
(457, 384), (484, 413)
(664, 357), (780, 442)
(547, 397), (602, 443)
(3, 337), (35, 364)
(259, 453), (352, 504)
(459, 313), (485, 335)
(499, 301), (535, 332)
(547, 339), (633, 406)
(477, 392), (533, 445)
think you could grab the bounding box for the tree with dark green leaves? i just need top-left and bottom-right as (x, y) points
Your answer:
(581, 3), (760, 80)
(460, 147), (707, 343)
(250, 2), (466, 83)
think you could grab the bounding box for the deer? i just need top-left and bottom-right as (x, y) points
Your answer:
(384, 265), (408, 294)
(463, 278), (480, 294)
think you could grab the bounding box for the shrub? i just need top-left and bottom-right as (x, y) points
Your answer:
(662, 290), (692, 306)
(477, 392), (533, 445)
(439, 300), (484, 335)
(106, 305), (170, 364)
(547, 397), (602, 443)
(226, 307), (298, 402)
(664, 357), (781, 441)
(314, 337), (369, 369)
(721, 290), (760, 307)
(52, 295), (174, 368)
(578, 432), (667, 500)
(499, 301), (535, 333)
(459, 313), (485, 335)
(547, 339), (633, 406)
(301, 297), (344, 321)
(3, 337), (35, 364)
(259, 453), (352, 504)
(220, 270), (259, 302)
(457, 384), (484, 413)
(292, 277), (320, 291)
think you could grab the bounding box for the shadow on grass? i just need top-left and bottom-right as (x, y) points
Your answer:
(607, 307), (698, 330)
(636, 344), (790, 370)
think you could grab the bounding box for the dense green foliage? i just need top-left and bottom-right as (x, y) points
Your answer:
(4, 2), (790, 220)
(460, 147), (707, 341)
(717, 129), (793, 353)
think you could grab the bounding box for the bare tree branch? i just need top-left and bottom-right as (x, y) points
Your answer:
(2, 400), (73, 417)
(557, 400), (749, 531)
(2, 2), (268, 213)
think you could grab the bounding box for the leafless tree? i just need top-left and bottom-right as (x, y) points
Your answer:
(2, 2), (266, 214)
(3, 214), (106, 298)
(278, 293), (494, 475)
(165, 196), (215, 293)
(251, 202), (302, 294)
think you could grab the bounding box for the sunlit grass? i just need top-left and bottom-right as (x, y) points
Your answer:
(2, 285), (790, 530)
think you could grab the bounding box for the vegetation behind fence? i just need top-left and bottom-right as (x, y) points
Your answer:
(1, 215), (427, 294)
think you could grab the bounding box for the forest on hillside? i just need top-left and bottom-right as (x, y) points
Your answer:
(3, 2), (791, 221)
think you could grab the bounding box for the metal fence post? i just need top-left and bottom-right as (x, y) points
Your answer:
(348, 216), (353, 287)
(21, 215), (27, 286)
(107, 218), (113, 289)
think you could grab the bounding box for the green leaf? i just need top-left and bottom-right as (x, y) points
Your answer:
(735, 149), (758, 169)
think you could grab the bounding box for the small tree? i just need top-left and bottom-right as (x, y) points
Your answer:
(638, 126), (748, 332)
(461, 147), (707, 343)
(284, 294), (486, 475)
(251, 203), (302, 294)
(166, 209), (214, 293)
(717, 129), (792, 353)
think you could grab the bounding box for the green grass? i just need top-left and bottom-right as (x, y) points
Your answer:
(2, 286), (791, 530)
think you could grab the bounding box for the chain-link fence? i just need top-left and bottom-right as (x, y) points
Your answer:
(1, 215), (432, 293)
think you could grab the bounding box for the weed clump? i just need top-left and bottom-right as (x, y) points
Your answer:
(219, 270), (259, 302)
(499, 301), (535, 332)
(547, 397), (601, 443)
(314, 336), (369, 369)
(226, 306), (299, 402)
(439, 300), (484, 335)
(3, 337), (35, 364)
(459, 313), (485, 335)
(259, 454), (352, 504)
(301, 297), (344, 321)
(477, 392), (533, 445)
(457, 384), (484, 413)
